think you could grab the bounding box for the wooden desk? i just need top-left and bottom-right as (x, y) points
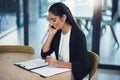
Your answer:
(0, 52), (71, 80)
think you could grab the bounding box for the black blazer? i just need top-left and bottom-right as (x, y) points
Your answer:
(41, 26), (89, 80)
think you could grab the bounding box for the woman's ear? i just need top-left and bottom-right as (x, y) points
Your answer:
(62, 14), (67, 22)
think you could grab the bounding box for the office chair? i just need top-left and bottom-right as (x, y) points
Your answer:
(0, 45), (34, 54)
(88, 51), (99, 80)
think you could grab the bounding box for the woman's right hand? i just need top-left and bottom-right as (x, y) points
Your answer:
(48, 25), (57, 35)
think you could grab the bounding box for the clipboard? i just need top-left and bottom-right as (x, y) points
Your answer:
(15, 58), (70, 77)
(15, 58), (48, 70)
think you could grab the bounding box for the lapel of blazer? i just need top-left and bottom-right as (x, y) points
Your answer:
(69, 26), (75, 62)
(54, 30), (61, 60)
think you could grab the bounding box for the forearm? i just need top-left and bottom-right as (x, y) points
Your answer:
(46, 56), (72, 69)
(42, 33), (54, 52)
(57, 61), (72, 69)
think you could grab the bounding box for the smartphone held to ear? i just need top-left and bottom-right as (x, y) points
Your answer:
(51, 26), (56, 29)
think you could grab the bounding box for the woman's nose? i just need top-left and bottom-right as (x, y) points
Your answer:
(49, 24), (53, 27)
(49, 22), (53, 27)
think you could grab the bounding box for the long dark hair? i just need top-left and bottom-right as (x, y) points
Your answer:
(48, 2), (78, 28)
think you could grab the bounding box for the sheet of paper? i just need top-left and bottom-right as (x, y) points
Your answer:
(15, 58), (48, 70)
(31, 66), (71, 77)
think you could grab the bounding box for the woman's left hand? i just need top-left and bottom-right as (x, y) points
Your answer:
(46, 56), (59, 67)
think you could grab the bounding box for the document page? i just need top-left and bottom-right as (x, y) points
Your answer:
(15, 58), (48, 70)
(31, 66), (71, 77)
(15, 57), (70, 77)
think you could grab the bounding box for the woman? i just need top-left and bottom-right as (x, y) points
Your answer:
(41, 2), (89, 80)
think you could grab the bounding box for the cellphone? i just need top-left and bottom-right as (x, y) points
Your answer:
(51, 26), (56, 29)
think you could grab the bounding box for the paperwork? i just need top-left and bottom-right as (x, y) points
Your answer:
(15, 58), (70, 77)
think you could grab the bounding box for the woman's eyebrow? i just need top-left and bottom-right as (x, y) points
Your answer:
(51, 18), (56, 20)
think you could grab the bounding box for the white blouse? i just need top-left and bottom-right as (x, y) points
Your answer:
(58, 29), (71, 62)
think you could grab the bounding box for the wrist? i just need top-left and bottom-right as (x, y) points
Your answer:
(49, 33), (55, 37)
(56, 61), (60, 67)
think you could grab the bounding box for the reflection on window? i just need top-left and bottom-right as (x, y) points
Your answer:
(0, 0), (17, 37)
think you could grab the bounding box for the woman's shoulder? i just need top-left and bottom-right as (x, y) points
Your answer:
(72, 26), (85, 37)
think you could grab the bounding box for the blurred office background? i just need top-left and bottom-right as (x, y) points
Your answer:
(0, 0), (120, 79)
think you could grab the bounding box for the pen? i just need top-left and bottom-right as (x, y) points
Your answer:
(45, 60), (47, 63)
